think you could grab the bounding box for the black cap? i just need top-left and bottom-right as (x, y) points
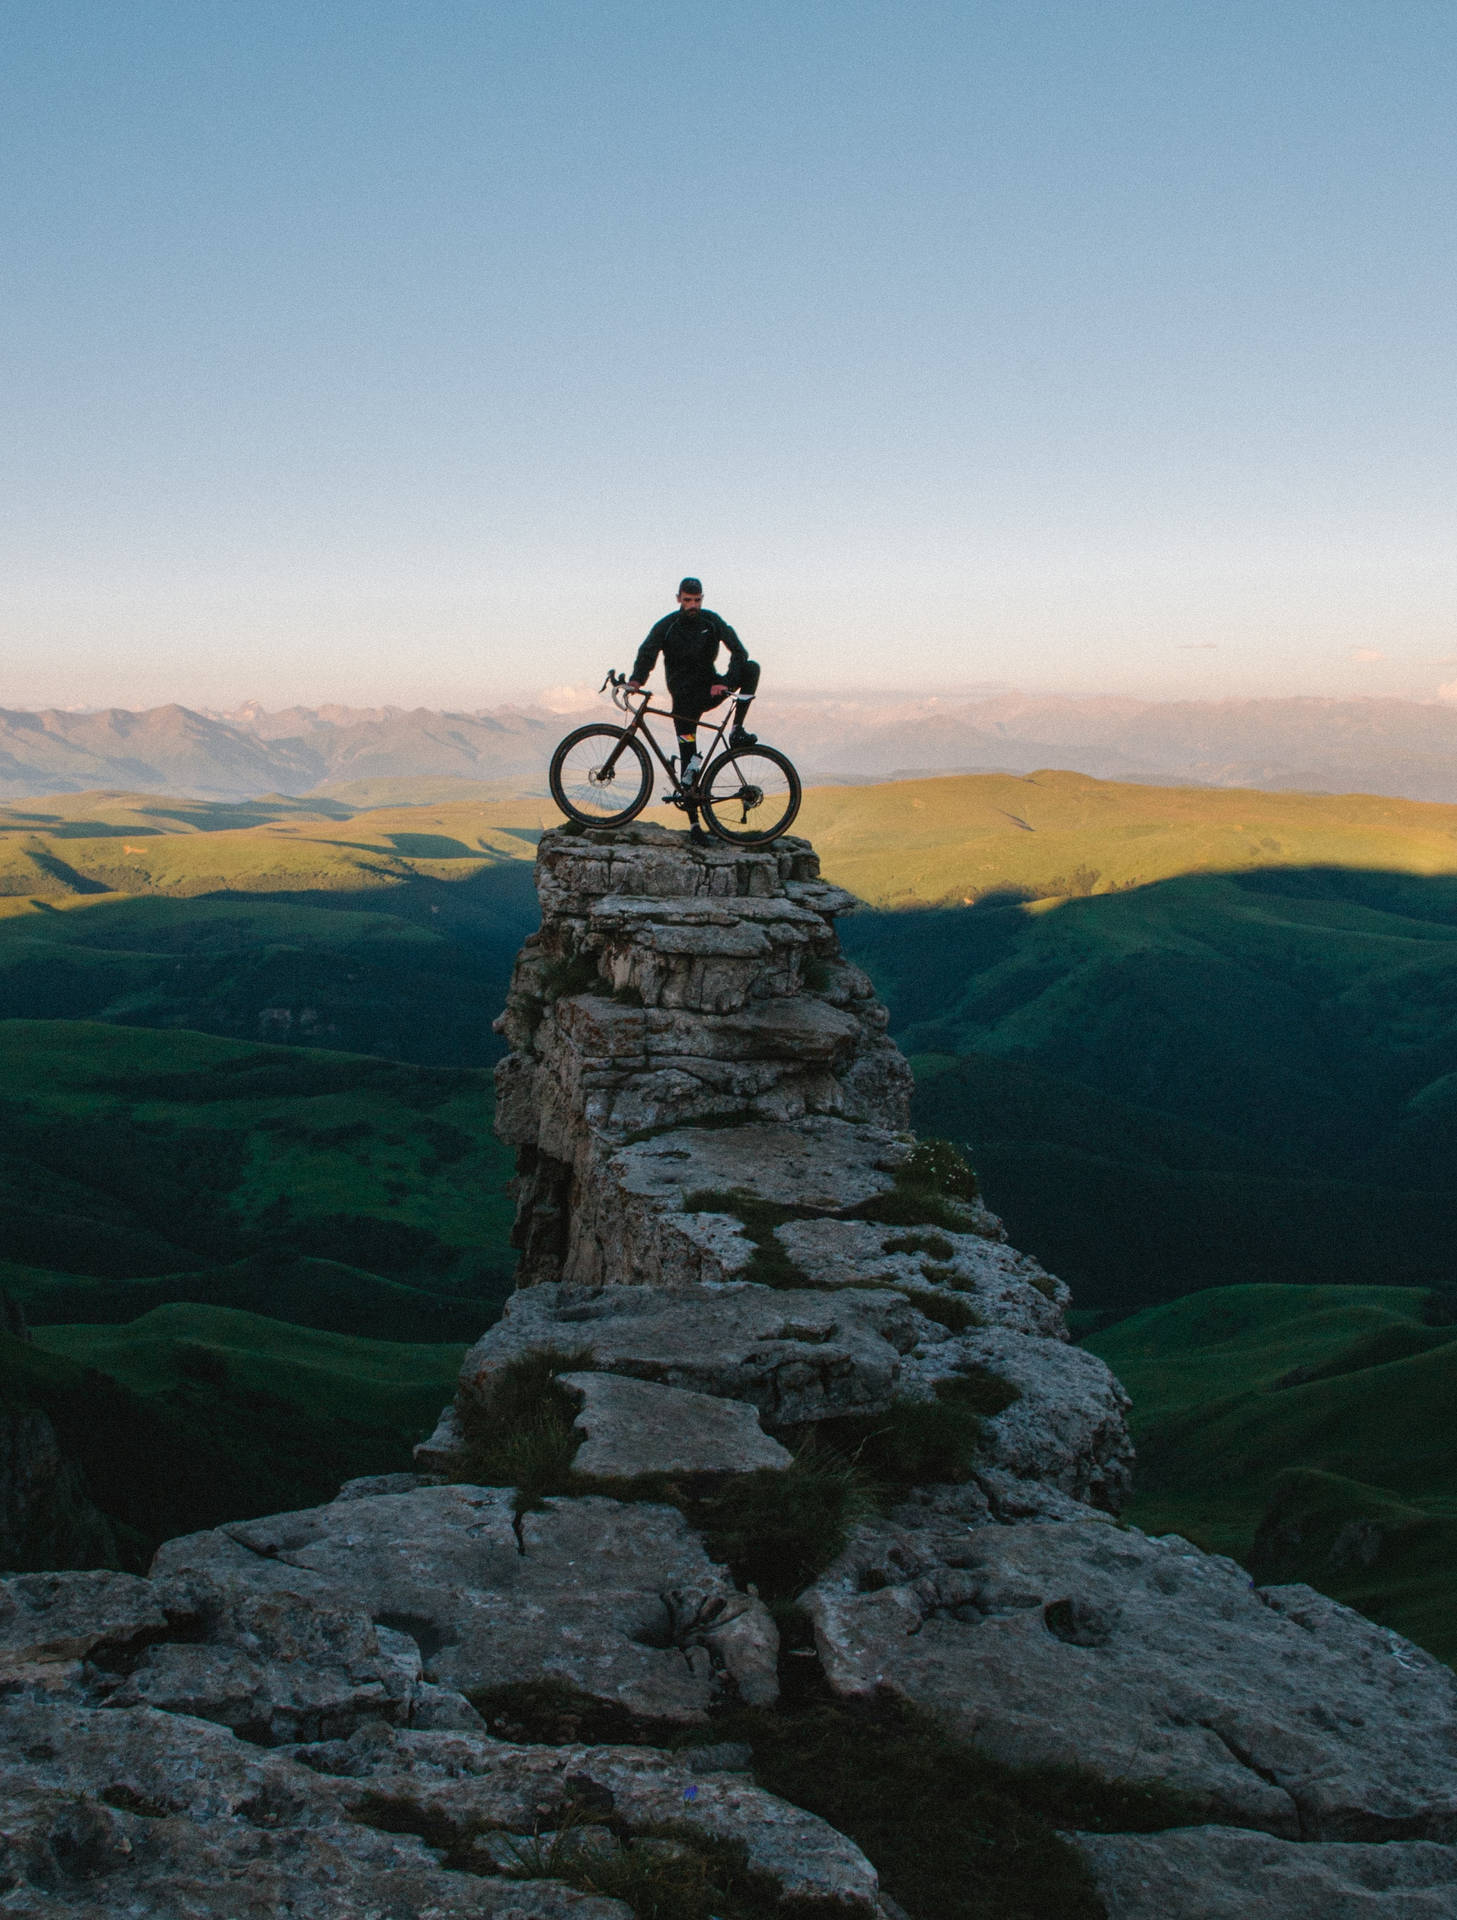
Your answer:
(678, 577), (703, 595)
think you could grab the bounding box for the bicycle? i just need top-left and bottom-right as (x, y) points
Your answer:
(548, 671), (802, 846)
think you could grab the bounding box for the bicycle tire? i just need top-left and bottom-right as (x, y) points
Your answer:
(700, 744), (802, 846)
(549, 724), (653, 827)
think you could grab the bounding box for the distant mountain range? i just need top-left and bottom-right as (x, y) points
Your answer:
(8, 690), (1457, 802)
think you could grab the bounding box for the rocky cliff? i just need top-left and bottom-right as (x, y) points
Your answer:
(3, 824), (1457, 1919)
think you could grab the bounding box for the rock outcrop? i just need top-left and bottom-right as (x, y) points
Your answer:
(5, 820), (1457, 1920)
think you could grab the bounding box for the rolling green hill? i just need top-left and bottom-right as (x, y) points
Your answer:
(0, 1016), (508, 1566)
(0, 790), (543, 1571)
(0, 1018), (515, 1312)
(0, 790), (543, 1063)
(797, 766), (1457, 907)
(0, 1307), (462, 1568)
(1085, 1286), (1457, 1662)
(33, 1303), (462, 1445)
(821, 776), (1457, 1310)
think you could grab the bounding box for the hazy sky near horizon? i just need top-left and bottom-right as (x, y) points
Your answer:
(4, 1), (1456, 711)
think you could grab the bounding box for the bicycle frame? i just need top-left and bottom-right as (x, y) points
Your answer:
(600, 678), (735, 794)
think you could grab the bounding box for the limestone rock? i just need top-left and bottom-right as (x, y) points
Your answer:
(296, 1724), (883, 1913)
(1071, 1826), (1457, 1919)
(805, 1519), (1457, 1841)
(901, 1326), (1134, 1512)
(456, 1282), (921, 1426)
(546, 1118), (917, 1290)
(557, 1371), (792, 1479)
(107, 1578), (429, 1745)
(614, 1115), (910, 1211)
(494, 825), (916, 1290)
(0, 1699), (627, 1918)
(153, 1484), (778, 1724)
(0, 1569), (169, 1671)
(774, 1216), (1063, 1330)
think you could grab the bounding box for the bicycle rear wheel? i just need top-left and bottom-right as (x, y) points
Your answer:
(549, 724), (653, 827)
(700, 744), (802, 846)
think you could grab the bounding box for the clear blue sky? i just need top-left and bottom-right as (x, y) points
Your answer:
(3, 1), (1455, 709)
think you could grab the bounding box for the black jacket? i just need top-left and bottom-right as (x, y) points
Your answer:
(631, 609), (748, 699)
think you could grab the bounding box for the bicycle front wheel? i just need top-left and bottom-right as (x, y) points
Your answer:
(700, 745), (802, 846)
(549, 724), (653, 827)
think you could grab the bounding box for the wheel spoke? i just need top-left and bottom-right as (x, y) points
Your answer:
(700, 748), (800, 844)
(549, 726), (652, 825)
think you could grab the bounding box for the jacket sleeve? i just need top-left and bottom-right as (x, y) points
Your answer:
(713, 615), (748, 678)
(631, 619), (666, 684)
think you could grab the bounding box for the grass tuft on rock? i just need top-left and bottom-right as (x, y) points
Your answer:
(721, 1652), (1202, 1920)
(452, 1348), (591, 1510)
(681, 1188), (815, 1288)
(804, 1374), (1013, 1492)
(885, 1230), (956, 1261)
(902, 1288), (983, 1333)
(693, 1445), (874, 1598)
(849, 1137), (983, 1233)
(502, 1823), (786, 1920)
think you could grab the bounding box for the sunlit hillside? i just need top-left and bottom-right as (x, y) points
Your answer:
(796, 768), (1457, 906)
(0, 788), (553, 903)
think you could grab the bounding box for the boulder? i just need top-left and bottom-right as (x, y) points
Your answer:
(456, 1282), (921, 1426)
(805, 1519), (1457, 1841)
(0, 1570), (169, 1671)
(153, 1484), (778, 1724)
(556, 1372), (792, 1480)
(108, 1577), (430, 1745)
(773, 1217), (1063, 1331)
(899, 1327), (1134, 1511)
(296, 1724), (883, 1914)
(0, 1699), (627, 1918)
(1071, 1826), (1457, 1919)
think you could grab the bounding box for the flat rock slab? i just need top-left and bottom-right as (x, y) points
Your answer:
(558, 1372), (792, 1478)
(806, 1519), (1457, 1841)
(557, 991), (866, 1065)
(774, 1217), (1064, 1332)
(0, 1698), (629, 1919)
(612, 1115), (910, 1212)
(458, 1281), (920, 1425)
(535, 824), (820, 918)
(0, 1569), (168, 1669)
(298, 1725), (882, 1914)
(1071, 1826), (1457, 1919)
(153, 1485), (777, 1724)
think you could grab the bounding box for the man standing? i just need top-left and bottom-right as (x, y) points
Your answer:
(628, 578), (760, 790)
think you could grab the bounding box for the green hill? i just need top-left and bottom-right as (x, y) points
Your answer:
(0, 1307), (462, 1568)
(0, 1020), (516, 1321)
(798, 766), (1457, 907)
(1085, 1285), (1457, 1662)
(33, 1302), (462, 1442)
(0, 790), (540, 1572)
(821, 777), (1457, 1310)
(0, 790), (543, 1065)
